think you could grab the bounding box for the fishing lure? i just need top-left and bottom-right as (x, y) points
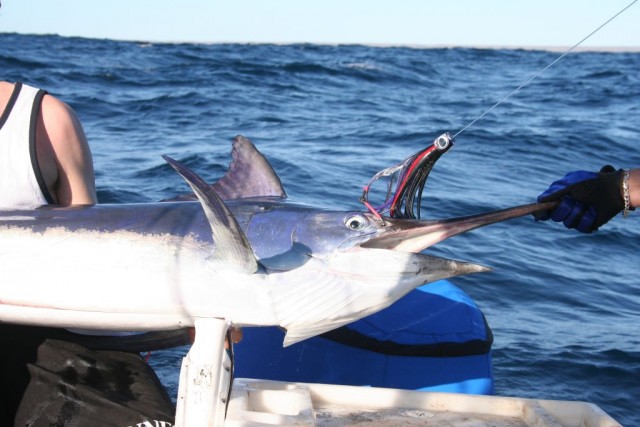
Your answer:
(360, 132), (453, 219)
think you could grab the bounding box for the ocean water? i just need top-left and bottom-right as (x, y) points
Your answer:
(2, 33), (639, 425)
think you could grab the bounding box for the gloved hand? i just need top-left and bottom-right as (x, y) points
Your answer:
(534, 165), (624, 233)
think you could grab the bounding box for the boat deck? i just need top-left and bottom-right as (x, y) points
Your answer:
(225, 379), (622, 427)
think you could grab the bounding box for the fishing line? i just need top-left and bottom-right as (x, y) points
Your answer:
(361, 1), (636, 219)
(452, 0), (638, 139)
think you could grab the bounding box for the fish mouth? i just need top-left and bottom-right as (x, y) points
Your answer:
(362, 201), (555, 253)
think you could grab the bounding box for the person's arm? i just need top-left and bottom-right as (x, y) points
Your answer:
(37, 94), (97, 205)
(535, 165), (637, 233)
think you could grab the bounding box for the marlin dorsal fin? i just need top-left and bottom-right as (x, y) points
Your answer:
(163, 135), (286, 202)
(212, 135), (286, 200)
(163, 155), (258, 274)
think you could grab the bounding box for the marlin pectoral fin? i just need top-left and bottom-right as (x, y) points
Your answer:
(163, 135), (286, 202)
(163, 155), (258, 274)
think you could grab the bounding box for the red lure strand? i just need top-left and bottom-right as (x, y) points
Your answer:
(389, 146), (436, 217)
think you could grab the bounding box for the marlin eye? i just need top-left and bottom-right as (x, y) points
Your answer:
(345, 215), (366, 230)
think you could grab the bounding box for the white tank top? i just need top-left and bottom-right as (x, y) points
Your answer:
(0, 82), (54, 208)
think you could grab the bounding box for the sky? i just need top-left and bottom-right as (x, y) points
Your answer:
(0, 0), (638, 48)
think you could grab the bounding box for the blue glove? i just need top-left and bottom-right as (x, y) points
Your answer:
(535, 165), (624, 233)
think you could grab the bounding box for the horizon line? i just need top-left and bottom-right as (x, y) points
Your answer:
(3, 31), (640, 52)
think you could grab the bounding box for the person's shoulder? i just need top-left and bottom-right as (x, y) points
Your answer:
(39, 92), (85, 143)
(41, 93), (78, 123)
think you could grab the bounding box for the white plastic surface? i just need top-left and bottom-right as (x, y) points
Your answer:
(174, 318), (231, 427)
(225, 379), (622, 427)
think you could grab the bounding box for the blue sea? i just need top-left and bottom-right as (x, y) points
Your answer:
(2, 33), (639, 425)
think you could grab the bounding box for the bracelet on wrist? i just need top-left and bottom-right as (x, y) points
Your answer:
(623, 169), (630, 218)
